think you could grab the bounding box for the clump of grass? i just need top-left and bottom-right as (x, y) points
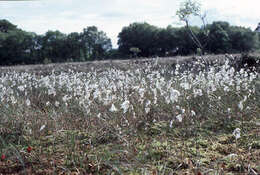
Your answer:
(0, 55), (260, 174)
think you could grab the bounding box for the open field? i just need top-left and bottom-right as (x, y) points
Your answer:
(0, 54), (260, 174)
(0, 54), (243, 73)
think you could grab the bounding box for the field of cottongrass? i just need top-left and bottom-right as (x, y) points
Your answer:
(0, 55), (260, 174)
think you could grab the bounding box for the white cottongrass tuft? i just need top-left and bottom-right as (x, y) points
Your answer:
(180, 82), (191, 90)
(170, 88), (180, 103)
(191, 110), (196, 116)
(145, 107), (150, 114)
(109, 104), (118, 112)
(11, 96), (17, 104)
(176, 114), (183, 122)
(121, 100), (130, 113)
(26, 99), (31, 106)
(233, 128), (241, 140)
(40, 125), (46, 131)
(55, 101), (60, 107)
(227, 108), (231, 113)
(169, 120), (174, 128)
(145, 100), (151, 114)
(46, 101), (50, 106)
(238, 101), (243, 111)
(62, 95), (68, 102)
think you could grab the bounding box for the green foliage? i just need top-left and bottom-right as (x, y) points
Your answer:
(0, 30), (35, 65)
(206, 21), (232, 53)
(229, 26), (258, 52)
(118, 22), (159, 57)
(129, 47), (141, 57)
(175, 26), (199, 55)
(176, 0), (201, 22)
(0, 18), (259, 65)
(0, 19), (17, 33)
(81, 26), (112, 60)
(237, 53), (260, 71)
(157, 26), (179, 56)
(117, 19), (260, 58)
(205, 21), (258, 54)
(0, 20), (112, 65)
(175, 0), (259, 56)
(41, 30), (67, 63)
(105, 49), (126, 59)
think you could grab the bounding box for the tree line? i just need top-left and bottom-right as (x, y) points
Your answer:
(0, 19), (259, 65)
(118, 22), (260, 57)
(0, 19), (112, 65)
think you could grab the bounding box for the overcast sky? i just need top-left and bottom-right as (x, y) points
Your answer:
(1, 0), (259, 47)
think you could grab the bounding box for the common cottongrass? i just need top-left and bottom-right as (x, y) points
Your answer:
(0, 55), (259, 174)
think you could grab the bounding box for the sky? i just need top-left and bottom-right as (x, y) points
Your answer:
(0, 0), (259, 48)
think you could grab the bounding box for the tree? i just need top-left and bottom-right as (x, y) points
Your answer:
(176, 26), (200, 55)
(0, 30), (35, 65)
(65, 32), (82, 61)
(206, 21), (231, 53)
(157, 26), (179, 56)
(176, 0), (209, 55)
(80, 26), (112, 60)
(229, 26), (258, 53)
(21, 32), (41, 64)
(0, 20), (113, 65)
(0, 19), (17, 33)
(0, 20), (42, 65)
(92, 30), (112, 59)
(41, 30), (67, 63)
(118, 22), (159, 57)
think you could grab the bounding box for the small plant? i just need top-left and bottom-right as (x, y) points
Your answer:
(130, 47), (141, 57)
(43, 57), (52, 64)
(240, 53), (260, 69)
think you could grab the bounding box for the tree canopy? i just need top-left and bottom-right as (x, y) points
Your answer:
(0, 19), (259, 65)
(117, 21), (259, 57)
(0, 20), (112, 65)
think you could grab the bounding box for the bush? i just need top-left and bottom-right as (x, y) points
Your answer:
(237, 53), (260, 72)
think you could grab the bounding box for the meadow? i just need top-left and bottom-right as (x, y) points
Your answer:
(0, 54), (260, 174)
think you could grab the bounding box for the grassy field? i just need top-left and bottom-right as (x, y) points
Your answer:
(0, 54), (260, 174)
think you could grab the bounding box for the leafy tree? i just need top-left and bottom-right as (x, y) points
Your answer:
(118, 22), (159, 57)
(20, 32), (40, 64)
(0, 30), (33, 65)
(229, 26), (258, 53)
(157, 26), (179, 56)
(92, 30), (112, 59)
(1, 18), (259, 65)
(65, 32), (82, 61)
(175, 26), (200, 55)
(0, 19), (17, 33)
(0, 19), (113, 65)
(106, 49), (125, 59)
(80, 26), (112, 60)
(41, 30), (67, 63)
(206, 21), (231, 53)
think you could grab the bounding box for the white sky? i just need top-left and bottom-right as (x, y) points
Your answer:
(0, 0), (259, 48)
